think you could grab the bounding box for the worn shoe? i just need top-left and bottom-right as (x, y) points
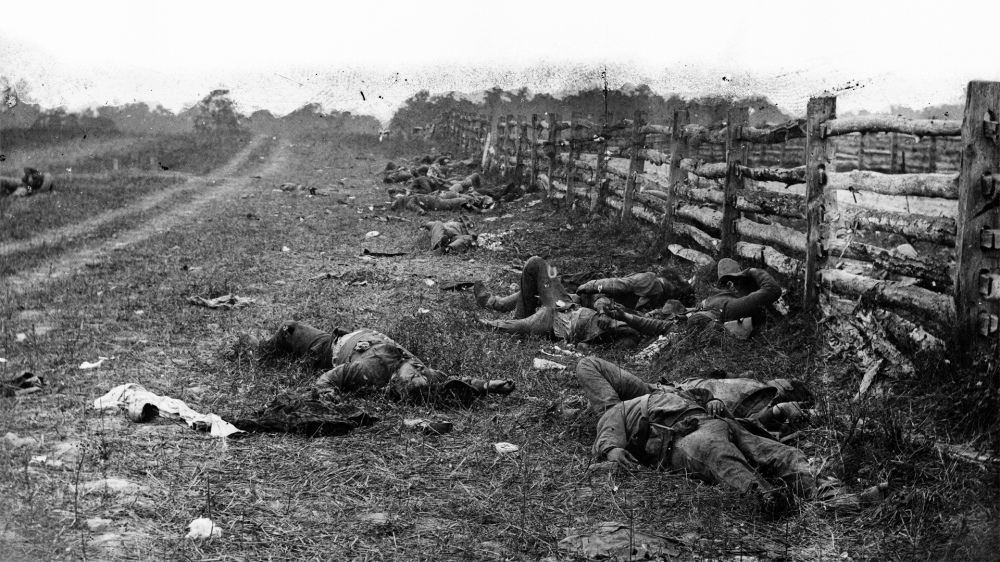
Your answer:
(473, 281), (492, 308)
(757, 486), (796, 518)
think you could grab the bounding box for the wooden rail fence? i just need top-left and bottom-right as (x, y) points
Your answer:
(438, 81), (1000, 357)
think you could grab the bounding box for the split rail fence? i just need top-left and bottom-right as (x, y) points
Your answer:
(437, 81), (1000, 356)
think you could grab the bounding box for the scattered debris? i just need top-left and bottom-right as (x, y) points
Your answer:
(533, 358), (567, 371)
(403, 418), (454, 435)
(558, 521), (684, 560)
(80, 357), (112, 370)
(3, 432), (36, 447)
(423, 279), (436, 287)
(477, 230), (512, 252)
(93, 383), (243, 438)
(15, 333), (27, 343)
(78, 478), (149, 496)
(365, 231), (380, 238)
(187, 294), (256, 310)
(308, 271), (346, 281)
(281, 246), (291, 252)
(85, 518), (114, 533)
(494, 442), (519, 454)
(539, 345), (583, 359)
(186, 517), (222, 539)
(439, 281), (475, 292)
(417, 308), (430, 314)
(361, 249), (407, 257)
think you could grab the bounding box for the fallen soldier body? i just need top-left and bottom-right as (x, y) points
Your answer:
(474, 256), (641, 346)
(607, 258), (783, 340)
(575, 356), (816, 513)
(390, 191), (493, 214)
(575, 357), (813, 432)
(0, 177), (25, 197)
(422, 218), (477, 253)
(251, 321), (515, 403)
(574, 266), (694, 312)
(22, 167), (55, 192)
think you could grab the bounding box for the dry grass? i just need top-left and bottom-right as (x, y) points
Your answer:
(0, 128), (996, 562)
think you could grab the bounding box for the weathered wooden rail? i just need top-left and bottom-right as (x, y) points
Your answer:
(438, 81), (1000, 357)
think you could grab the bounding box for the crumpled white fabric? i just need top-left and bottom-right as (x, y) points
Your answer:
(186, 517), (222, 539)
(93, 383), (243, 438)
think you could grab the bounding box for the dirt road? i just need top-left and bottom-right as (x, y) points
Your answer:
(1, 134), (282, 294)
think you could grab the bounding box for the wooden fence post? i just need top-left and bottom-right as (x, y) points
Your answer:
(622, 110), (646, 223)
(659, 109), (689, 246)
(721, 108), (749, 257)
(566, 113), (577, 209)
(592, 121), (607, 215)
(954, 80), (1000, 355)
(546, 113), (558, 200)
(857, 132), (866, 171)
(803, 97), (837, 311)
(514, 115), (525, 187)
(506, 114), (515, 178)
(498, 116), (508, 177)
(530, 114), (540, 192)
(889, 132), (899, 173)
(928, 135), (938, 173)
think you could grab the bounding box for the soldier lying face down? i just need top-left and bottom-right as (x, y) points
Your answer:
(249, 321), (515, 404)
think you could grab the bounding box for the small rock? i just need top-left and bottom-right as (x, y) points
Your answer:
(359, 512), (391, 525)
(85, 518), (113, 532)
(4, 432), (36, 447)
(88, 533), (123, 549)
(186, 517), (222, 539)
(79, 478), (148, 495)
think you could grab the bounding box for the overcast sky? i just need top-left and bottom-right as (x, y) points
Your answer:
(0, 0), (994, 124)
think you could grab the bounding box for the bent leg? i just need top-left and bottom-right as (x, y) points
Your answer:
(481, 307), (554, 338)
(725, 419), (816, 497)
(669, 418), (771, 493)
(576, 356), (655, 411)
(516, 256), (572, 319)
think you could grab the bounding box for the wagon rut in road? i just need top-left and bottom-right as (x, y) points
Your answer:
(2, 134), (289, 296)
(0, 135), (268, 259)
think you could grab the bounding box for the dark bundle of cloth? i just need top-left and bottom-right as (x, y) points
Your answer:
(230, 394), (378, 436)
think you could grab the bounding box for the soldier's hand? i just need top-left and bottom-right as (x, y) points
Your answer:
(606, 448), (640, 470)
(707, 399), (726, 417)
(604, 302), (626, 320)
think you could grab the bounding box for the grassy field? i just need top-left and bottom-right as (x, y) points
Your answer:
(0, 128), (996, 562)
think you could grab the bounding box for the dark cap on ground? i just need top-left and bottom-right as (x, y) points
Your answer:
(717, 258), (750, 285)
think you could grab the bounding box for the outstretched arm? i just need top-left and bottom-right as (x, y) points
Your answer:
(607, 307), (677, 337)
(577, 273), (656, 297)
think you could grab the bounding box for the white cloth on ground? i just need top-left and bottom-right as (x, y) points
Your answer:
(93, 383), (243, 438)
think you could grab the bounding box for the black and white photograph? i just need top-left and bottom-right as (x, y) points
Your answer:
(1, 1), (997, 560)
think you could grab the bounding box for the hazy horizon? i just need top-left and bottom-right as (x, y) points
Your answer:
(1, 1), (993, 126)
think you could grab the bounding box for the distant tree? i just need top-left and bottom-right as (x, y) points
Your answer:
(1, 76), (31, 112)
(193, 89), (242, 133)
